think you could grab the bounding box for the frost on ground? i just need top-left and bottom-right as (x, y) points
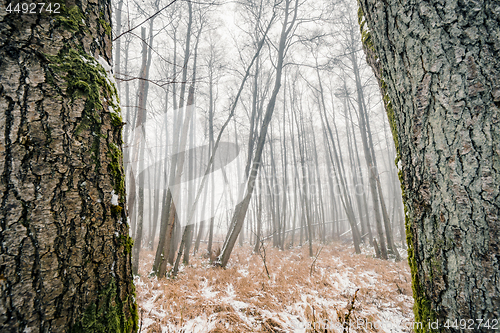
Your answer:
(135, 242), (414, 332)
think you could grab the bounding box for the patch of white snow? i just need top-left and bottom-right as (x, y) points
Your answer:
(111, 190), (119, 206)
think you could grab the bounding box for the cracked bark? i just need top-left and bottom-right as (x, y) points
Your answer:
(359, 0), (500, 328)
(0, 1), (136, 332)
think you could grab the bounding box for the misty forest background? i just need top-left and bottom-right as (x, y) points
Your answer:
(114, 0), (413, 330)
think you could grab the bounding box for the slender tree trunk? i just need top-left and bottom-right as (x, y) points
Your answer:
(310, 120), (326, 244)
(343, 96), (367, 242)
(253, 174), (263, 253)
(149, 142), (162, 250)
(193, 145), (209, 255)
(349, 75), (388, 258)
(114, 0), (124, 90)
(234, 118), (245, 247)
(218, 0), (299, 267)
(153, 2), (193, 277)
(347, 99), (373, 245)
(280, 91), (288, 250)
(267, 132), (280, 248)
(168, 219), (180, 265)
(193, 218), (206, 255)
(293, 107), (314, 257)
(206, 46), (216, 257)
(132, 22), (156, 273)
(351, 52), (399, 259)
(132, 27), (149, 275)
(288, 92), (300, 247)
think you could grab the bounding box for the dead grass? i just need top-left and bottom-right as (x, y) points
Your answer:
(135, 242), (414, 332)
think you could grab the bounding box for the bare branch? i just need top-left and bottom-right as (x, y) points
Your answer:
(113, 0), (178, 41)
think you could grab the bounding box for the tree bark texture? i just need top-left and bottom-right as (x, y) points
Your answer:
(358, 0), (499, 329)
(0, 1), (137, 332)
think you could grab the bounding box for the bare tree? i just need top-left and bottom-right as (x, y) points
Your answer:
(218, 0), (300, 267)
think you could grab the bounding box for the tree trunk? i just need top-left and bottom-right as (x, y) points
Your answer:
(0, 3), (137, 331)
(349, 76), (388, 258)
(218, 0), (299, 267)
(359, 0), (500, 328)
(149, 143), (162, 250)
(206, 72), (215, 257)
(114, 0), (124, 90)
(346, 103), (370, 244)
(347, 99), (373, 245)
(280, 94), (288, 250)
(319, 98), (362, 254)
(351, 52), (400, 259)
(293, 107), (314, 257)
(153, 1), (193, 277)
(132, 27), (149, 276)
(310, 119), (326, 244)
(253, 174), (263, 253)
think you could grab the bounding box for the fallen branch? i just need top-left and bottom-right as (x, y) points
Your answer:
(258, 240), (270, 279)
(310, 246), (324, 277)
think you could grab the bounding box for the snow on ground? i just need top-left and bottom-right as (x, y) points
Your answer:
(135, 243), (414, 332)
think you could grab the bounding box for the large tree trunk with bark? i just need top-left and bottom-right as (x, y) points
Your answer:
(0, 1), (137, 332)
(358, 0), (500, 329)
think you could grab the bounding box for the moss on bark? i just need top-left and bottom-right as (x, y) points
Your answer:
(70, 279), (138, 333)
(108, 142), (126, 197)
(357, 5), (439, 331)
(45, 47), (121, 132)
(55, 4), (86, 32)
(119, 235), (134, 254)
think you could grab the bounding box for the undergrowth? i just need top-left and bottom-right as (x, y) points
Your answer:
(135, 242), (414, 332)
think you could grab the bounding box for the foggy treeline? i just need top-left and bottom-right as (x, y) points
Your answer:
(114, 0), (405, 276)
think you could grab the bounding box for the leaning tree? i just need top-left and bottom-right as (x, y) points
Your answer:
(0, 1), (137, 332)
(358, 0), (499, 331)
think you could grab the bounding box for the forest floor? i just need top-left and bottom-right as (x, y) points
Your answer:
(134, 242), (414, 333)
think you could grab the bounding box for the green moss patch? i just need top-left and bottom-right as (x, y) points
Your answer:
(119, 235), (134, 254)
(398, 171), (438, 332)
(99, 18), (112, 37)
(357, 6), (374, 52)
(46, 47), (120, 132)
(70, 279), (138, 333)
(108, 142), (125, 198)
(55, 4), (85, 32)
